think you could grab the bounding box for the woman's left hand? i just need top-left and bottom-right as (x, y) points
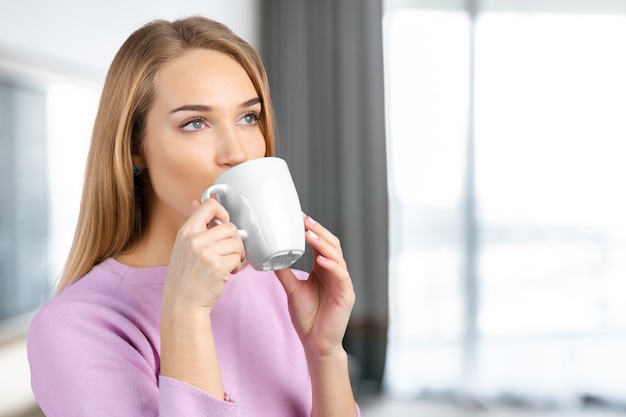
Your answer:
(274, 214), (356, 357)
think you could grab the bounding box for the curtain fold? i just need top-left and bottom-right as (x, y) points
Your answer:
(260, 0), (389, 388)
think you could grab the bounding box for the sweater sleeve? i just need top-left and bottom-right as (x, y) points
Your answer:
(27, 299), (238, 417)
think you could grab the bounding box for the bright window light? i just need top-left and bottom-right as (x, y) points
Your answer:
(384, 5), (626, 403)
(47, 83), (100, 282)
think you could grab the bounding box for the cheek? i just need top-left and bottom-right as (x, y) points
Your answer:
(146, 141), (216, 208)
(251, 131), (269, 157)
(151, 145), (201, 180)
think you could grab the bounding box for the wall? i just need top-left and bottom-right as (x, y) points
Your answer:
(0, 0), (260, 81)
(0, 1), (260, 415)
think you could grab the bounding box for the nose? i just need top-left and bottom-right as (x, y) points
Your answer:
(216, 126), (247, 167)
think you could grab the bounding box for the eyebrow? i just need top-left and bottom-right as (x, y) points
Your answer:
(169, 97), (262, 114)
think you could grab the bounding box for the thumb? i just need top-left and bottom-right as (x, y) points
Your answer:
(274, 268), (300, 298)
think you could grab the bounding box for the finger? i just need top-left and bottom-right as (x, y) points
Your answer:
(191, 200), (222, 229)
(314, 255), (356, 306)
(186, 198), (231, 231)
(314, 254), (346, 278)
(305, 226), (346, 269)
(304, 214), (343, 254)
(274, 268), (301, 298)
(230, 259), (249, 274)
(196, 223), (245, 257)
(191, 199), (201, 213)
(192, 230), (245, 276)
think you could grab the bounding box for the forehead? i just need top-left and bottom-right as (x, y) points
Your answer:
(152, 49), (258, 106)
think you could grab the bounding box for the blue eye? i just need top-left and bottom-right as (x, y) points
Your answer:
(239, 112), (259, 126)
(181, 118), (207, 131)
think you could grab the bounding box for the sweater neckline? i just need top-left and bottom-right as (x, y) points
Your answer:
(103, 257), (168, 284)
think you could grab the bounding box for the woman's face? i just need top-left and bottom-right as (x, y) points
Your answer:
(140, 48), (267, 231)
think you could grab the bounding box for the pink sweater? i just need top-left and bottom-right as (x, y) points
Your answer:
(28, 258), (360, 416)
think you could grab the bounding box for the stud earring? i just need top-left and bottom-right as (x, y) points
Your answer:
(132, 164), (143, 176)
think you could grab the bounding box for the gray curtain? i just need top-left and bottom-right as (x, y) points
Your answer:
(260, 0), (388, 388)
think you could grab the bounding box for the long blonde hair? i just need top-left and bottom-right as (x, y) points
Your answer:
(57, 16), (276, 293)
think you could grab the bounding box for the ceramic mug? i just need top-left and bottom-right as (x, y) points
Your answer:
(201, 157), (305, 271)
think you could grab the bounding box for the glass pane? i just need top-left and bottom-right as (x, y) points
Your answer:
(384, 8), (471, 394)
(474, 11), (626, 398)
(47, 84), (99, 281)
(0, 82), (49, 321)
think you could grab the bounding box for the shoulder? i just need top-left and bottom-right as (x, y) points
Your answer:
(28, 258), (163, 364)
(29, 263), (121, 352)
(40, 257), (166, 314)
(27, 259), (168, 416)
(28, 259), (163, 400)
(56, 258), (130, 300)
(28, 259), (127, 332)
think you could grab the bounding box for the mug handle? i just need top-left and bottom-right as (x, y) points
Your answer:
(201, 183), (228, 203)
(200, 184), (248, 240)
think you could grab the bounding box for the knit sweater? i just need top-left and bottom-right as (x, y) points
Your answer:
(28, 258), (360, 416)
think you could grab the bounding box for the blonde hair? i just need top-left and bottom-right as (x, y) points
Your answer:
(57, 16), (276, 292)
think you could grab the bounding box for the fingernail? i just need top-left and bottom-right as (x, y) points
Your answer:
(307, 215), (317, 225)
(308, 230), (319, 239)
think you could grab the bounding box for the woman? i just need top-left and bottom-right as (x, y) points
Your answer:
(28, 16), (359, 417)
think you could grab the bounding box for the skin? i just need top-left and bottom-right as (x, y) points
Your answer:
(118, 48), (357, 417)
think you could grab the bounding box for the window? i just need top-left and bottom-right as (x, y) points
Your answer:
(0, 81), (49, 322)
(0, 78), (97, 327)
(46, 84), (98, 279)
(384, 0), (626, 404)
(384, 7), (470, 394)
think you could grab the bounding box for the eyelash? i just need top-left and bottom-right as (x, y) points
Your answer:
(179, 112), (261, 131)
(241, 112), (260, 125)
(180, 117), (208, 131)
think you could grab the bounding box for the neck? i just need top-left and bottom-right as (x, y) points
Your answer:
(116, 200), (183, 268)
(115, 231), (174, 267)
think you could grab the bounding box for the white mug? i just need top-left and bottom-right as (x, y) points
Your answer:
(201, 157), (305, 271)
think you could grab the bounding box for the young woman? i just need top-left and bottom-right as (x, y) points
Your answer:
(28, 16), (359, 417)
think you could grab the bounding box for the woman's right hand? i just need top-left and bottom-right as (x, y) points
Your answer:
(160, 198), (243, 398)
(163, 198), (245, 313)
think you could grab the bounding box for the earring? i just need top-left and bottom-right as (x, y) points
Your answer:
(133, 164), (143, 176)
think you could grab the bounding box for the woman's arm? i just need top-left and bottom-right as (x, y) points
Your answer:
(160, 305), (224, 399)
(28, 298), (238, 417)
(160, 198), (245, 400)
(275, 215), (359, 417)
(306, 350), (358, 417)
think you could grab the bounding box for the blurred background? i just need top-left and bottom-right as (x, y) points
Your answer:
(1, 0), (626, 416)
